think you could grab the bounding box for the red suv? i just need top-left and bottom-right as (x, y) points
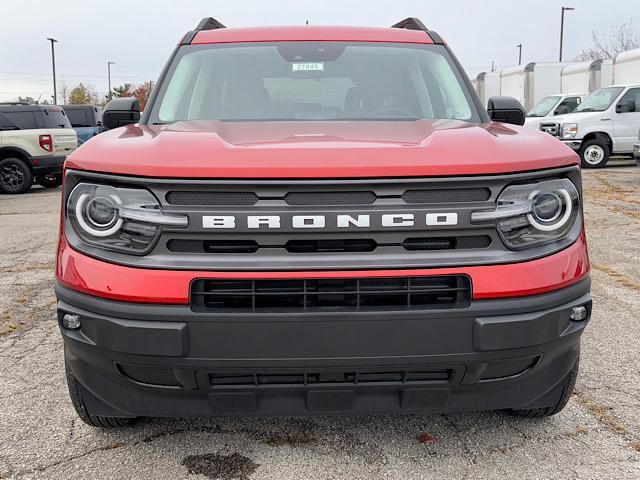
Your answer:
(56, 18), (591, 427)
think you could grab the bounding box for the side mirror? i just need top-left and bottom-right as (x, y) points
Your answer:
(487, 96), (526, 126)
(102, 97), (140, 130)
(616, 97), (636, 113)
(554, 106), (569, 116)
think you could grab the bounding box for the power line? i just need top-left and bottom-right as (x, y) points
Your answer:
(0, 70), (157, 79)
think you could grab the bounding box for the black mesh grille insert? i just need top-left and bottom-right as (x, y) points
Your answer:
(167, 239), (259, 254)
(285, 239), (377, 253)
(209, 368), (452, 388)
(403, 188), (491, 203)
(166, 191), (258, 205)
(285, 191), (376, 205)
(403, 235), (491, 251)
(191, 276), (471, 312)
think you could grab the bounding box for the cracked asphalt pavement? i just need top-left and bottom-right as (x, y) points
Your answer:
(1, 162), (639, 479)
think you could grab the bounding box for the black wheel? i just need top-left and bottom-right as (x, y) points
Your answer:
(0, 157), (33, 194)
(579, 138), (610, 168)
(508, 356), (579, 418)
(37, 174), (63, 188)
(65, 362), (138, 428)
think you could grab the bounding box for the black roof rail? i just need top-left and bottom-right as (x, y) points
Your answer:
(181, 17), (226, 45)
(391, 17), (444, 45)
(391, 17), (427, 31)
(194, 17), (226, 31)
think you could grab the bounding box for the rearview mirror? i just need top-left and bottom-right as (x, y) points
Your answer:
(487, 96), (526, 126)
(102, 97), (141, 130)
(616, 97), (636, 113)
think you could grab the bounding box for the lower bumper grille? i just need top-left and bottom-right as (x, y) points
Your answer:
(209, 368), (453, 388)
(190, 275), (471, 312)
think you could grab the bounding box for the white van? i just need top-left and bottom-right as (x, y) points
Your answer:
(524, 93), (586, 130)
(539, 85), (640, 168)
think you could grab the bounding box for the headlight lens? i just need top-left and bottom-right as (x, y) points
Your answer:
(471, 178), (580, 250)
(67, 183), (187, 254)
(561, 123), (578, 139)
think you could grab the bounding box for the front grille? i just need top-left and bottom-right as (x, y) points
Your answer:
(403, 188), (490, 203)
(285, 191), (376, 205)
(168, 235), (492, 254)
(540, 123), (560, 137)
(191, 275), (471, 312)
(166, 191), (258, 205)
(209, 368), (452, 388)
(165, 187), (491, 206)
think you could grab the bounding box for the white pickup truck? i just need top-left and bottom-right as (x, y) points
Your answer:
(539, 85), (640, 168)
(524, 93), (586, 130)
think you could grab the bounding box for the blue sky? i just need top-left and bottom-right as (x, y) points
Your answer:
(0, 0), (636, 102)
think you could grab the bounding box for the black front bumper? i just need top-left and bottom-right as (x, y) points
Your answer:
(56, 279), (591, 418)
(31, 155), (66, 176)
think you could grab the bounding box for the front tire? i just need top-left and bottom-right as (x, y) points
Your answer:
(65, 362), (138, 428)
(579, 138), (610, 168)
(0, 157), (33, 194)
(508, 356), (579, 418)
(37, 174), (63, 188)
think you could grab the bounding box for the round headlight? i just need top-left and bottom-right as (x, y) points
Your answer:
(86, 196), (118, 228)
(74, 192), (123, 237)
(532, 192), (562, 223)
(527, 188), (573, 231)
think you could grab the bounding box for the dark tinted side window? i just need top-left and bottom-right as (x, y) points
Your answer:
(2, 111), (38, 129)
(39, 108), (72, 129)
(555, 96), (581, 115)
(618, 88), (640, 113)
(65, 109), (89, 127)
(0, 113), (18, 130)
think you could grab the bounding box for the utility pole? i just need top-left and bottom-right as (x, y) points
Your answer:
(46, 38), (58, 104)
(491, 60), (495, 72)
(107, 61), (116, 100)
(559, 6), (575, 62)
(517, 44), (522, 65)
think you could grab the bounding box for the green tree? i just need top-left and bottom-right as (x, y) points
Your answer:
(68, 83), (97, 105)
(112, 83), (134, 98)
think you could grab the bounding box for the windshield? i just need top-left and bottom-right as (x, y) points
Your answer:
(149, 42), (479, 123)
(574, 87), (624, 112)
(527, 96), (561, 117)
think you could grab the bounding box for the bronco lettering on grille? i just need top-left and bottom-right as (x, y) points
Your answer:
(202, 213), (458, 230)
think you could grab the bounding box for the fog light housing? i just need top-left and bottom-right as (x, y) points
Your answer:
(569, 306), (588, 322)
(62, 313), (81, 330)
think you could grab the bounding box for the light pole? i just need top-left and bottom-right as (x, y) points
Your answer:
(559, 6), (575, 62)
(107, 61), (116, 100)
(46, 38), (58, 104)
(517, 44), (522, 65)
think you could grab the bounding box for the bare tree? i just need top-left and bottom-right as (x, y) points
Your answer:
(575, 19), (640, 61)
(58, 80), (70, 105)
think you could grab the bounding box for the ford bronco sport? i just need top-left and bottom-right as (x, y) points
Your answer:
(56, 18), (591, 428)
(0, 104), (77, 193)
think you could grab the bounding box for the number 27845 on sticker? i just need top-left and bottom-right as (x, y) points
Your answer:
(292, 62), (325, 72)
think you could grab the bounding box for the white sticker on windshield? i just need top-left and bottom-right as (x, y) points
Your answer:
(292, 62), (324, 72)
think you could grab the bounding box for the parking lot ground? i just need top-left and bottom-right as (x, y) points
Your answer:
(1, 161), (639, 479)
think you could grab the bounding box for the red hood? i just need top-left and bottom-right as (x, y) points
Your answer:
(67, 119), (578, 178)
